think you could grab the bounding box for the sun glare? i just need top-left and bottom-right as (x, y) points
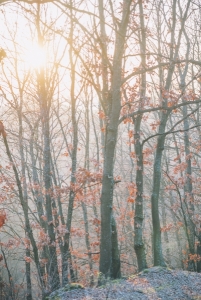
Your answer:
(24, 43), (46, 69)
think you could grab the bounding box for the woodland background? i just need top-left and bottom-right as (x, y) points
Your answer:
(0, 0), (201, 299)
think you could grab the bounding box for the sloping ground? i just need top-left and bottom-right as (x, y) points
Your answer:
(49, 266), (201, 300)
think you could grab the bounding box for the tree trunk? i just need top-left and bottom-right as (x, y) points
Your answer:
(35, 3), (60, 292)
(133, 0), (147, 272)
(25, 247), (32, 300)
(111, 215), (121, 279)
(99, 0), (132, 280)
(161, 190), (171, 265)
(197, 235), (201, 272)
(18, 98), (33, 300)
(42, 106), (60, 291)
(2, 135), (45, 295)
(82, 201), (94, 285)
(28, 127), (49, 291)
(151, 0), (191, 266)
(62, 2), (78, 285)
(151, 112), (169, 266)
(181, 82), (195, 271)
(134, 127), (147, 270)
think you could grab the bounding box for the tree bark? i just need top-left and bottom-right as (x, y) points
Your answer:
(99, 0), (132, 279)
(181, 77), (195, 270)
(151, 112), (169, 266)
(18, 109), (33, 300)
(133, 0), (147, 272)
(62, 1), (78, 285)
(111, 214), (121, 279)
(36, 4), (60, 290)
(2, 135), (45, 296)
(151, 0), (191, 266)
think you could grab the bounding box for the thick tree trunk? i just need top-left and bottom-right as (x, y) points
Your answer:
(101, 122), (121, 278)
(111, 215), (121, 279)
(99, 0), (132, 280)
(99, 134), (117, 277)
(151, 112), (169, 266)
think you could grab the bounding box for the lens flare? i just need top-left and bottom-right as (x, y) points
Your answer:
(24, 43), (46, 69)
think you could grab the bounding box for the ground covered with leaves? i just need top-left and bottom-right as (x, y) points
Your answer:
(49, 266), (201, 299)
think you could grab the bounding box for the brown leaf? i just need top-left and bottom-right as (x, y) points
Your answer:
(0, 121), (6, 137)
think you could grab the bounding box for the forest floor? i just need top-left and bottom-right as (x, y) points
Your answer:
(49, 266), (201, 299)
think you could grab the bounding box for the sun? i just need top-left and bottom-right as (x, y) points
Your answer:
(24, 43), (46, 70)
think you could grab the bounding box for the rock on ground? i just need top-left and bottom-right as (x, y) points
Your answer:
(49, 267), (201, 300)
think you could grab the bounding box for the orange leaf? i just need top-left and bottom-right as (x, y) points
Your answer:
(0, 210), (6, 228)
(24, 256), (32, 263)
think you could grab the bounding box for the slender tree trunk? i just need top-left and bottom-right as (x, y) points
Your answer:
(133, 0), (147, 272)
(62, 2), (78, 285)
(25, 247), (32, 300)
(2, 134), (45, 296)
(151, 0), (191, 266)
(91, 96), (101, 240)
(197, 235), (201, 272)
(81, 95), (94, 286)
(42, 101), (60, 291)
(28, 127), (49, 291)
(36, 4), (60, 290)
(18, 109), (33, 300)
(161, 189), (171, 265)
(51, 113), (76, 285)
(134, 128), (147, 270)
(168, 124), (189, 269)
(181, 77), (195, 270)
(50, 150), (75, 284)
(169, 190), (184, 269)
(29, 129), (47, 230)
(82, 201), (94, 285)
(151, 112), (169, 266)
(1, 248), (14, 299)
